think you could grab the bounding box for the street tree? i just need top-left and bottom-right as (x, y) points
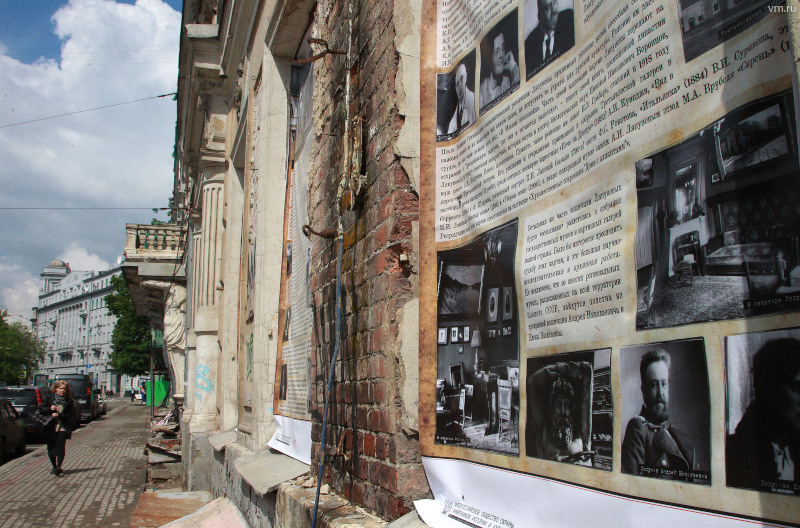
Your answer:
(105, 275), (163, 376)
(0, 311), (46, 385)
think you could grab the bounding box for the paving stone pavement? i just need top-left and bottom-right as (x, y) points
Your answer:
(0, 401), (152, 527)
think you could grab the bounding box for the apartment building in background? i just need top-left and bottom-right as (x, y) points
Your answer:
(34, 260), (126, 393)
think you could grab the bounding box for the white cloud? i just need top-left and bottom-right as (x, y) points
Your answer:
(0, 0), (180, 319)
(57, 244), (113, 272)
(0, 260), (41, 317)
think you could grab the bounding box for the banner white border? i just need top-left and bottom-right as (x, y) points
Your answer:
(419, 457), (794, 528)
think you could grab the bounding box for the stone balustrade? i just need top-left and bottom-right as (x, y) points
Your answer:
(125, 224), (184, 260)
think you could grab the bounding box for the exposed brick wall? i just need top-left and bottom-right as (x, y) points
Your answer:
(306, 0), (423, 521)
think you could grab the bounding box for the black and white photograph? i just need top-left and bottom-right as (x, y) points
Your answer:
(436, 50), (477, 142)
(523, 0), (575, 80)
(286, 241), (293, 275)
(438, 327), (448, 345)
(678, 0), (785, 63)
(724, 327), (800, 494)
(279, 363), (288, 400)
(246, 241), (257, 321)
(283, 306), (291, 341)
(634, 89), (800, 330)
(451, 326), (460, 344)
(525, 348), (612, 470)
(435, 219), (520, 454)
(478, 10), (520, 114)
(620, 338), (711, 484)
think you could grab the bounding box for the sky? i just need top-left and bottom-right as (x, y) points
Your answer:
(0, 0), (184, 322)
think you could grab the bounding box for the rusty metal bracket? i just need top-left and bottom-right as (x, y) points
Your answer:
(294, 38), (347, 65)
(302, 224), (336, 239)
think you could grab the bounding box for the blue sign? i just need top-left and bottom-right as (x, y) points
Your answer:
(86, 364), (92, 369)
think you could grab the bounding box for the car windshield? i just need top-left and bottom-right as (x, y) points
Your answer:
(0, 389), (35, 404)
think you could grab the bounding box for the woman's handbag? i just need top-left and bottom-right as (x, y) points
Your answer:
(32, 410), (54, 428)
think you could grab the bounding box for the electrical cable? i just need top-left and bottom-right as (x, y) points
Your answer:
(0, 207), (170, 211)
(311, 233), (343, 528)
(0, 93), (177, 129)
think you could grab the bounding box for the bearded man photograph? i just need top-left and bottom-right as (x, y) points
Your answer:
(620, 340), (711, 484)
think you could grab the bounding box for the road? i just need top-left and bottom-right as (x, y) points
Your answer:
(0, 399), (151, 527)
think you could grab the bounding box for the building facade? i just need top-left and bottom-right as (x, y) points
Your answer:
(124, 0), (426, 524)
(34, 260), (124, 393)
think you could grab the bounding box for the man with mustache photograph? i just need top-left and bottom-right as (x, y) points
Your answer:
(621, 349), (699, 480)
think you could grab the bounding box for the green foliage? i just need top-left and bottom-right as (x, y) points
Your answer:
(167, 196), (175, 221)
(105, 276), (164, 376)
(0, 311), (46, 385)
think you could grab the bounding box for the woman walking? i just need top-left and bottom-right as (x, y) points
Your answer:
(40, 380), (75, 476)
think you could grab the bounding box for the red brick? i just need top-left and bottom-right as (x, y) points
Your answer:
(381, 408), (396, 434)
(358, 458), (369, 480)
(375, 354), (387, 378)
(350, 481), (365, 505)
(363, 433), (376, 457)
(368, 408), (381, 431)
(370, 223), (389, 253)
(374, 488), (390, 518)
(389, 215), (415, 243)
(387, 497), (411, 520)
(379, 463), (397, 493)
(340, 429), (351, 452)
(373, 379), (386, 404)
(356, 407), (369, 429)
(368, 460), (380, 486)
(375, 434), (388, 460)
(356, 380), (372, 403)
(363, 482), (378, 512)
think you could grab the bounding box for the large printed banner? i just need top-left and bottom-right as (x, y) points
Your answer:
(271, 58), (315, 464)
(420, 0), (800, 525)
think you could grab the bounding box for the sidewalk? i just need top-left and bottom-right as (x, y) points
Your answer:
(0, 400), (151, 527)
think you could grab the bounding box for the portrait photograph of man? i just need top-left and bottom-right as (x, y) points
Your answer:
(620, 339), (711, 484)
(478, 10), (520, 114)
(725, 328), (800, 494)
(523, 0), (575, 80)
(436, 50), (477, 142)
(526, 348), (612, 470)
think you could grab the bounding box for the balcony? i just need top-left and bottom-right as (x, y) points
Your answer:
(125, 224), (183, 258)
(123, 224), (187, 327)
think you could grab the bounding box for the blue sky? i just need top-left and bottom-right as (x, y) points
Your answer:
(1, 1), (183, 62)
(0, 0), (183, 321)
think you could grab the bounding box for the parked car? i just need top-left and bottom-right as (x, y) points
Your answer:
(54, 373), (98, 422)
(0, 398), (26, 458)
(0, 385), (54, 437)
